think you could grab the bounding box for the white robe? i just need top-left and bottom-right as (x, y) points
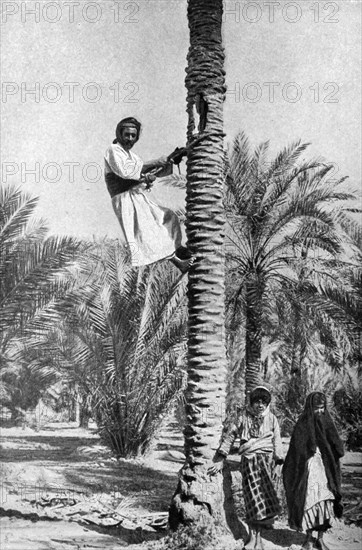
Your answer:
(302, 447), (335, 530)
(104, 143), (182, 267)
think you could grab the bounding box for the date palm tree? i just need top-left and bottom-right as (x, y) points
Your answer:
(169, 0), (228, 528)
(225, 132), (361, 398)
(0, 184), (82, 419)
(22, 241), (189, 456)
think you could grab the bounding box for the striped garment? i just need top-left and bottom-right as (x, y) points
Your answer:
(218, 408), (283, 525)
(302, 500), (334, 531)
(241, 452), (281, 524)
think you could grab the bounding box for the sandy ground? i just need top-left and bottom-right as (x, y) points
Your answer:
(0, 422), (361, 550)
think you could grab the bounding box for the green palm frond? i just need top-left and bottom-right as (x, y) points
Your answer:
(160, 174), (187, 189)
(0, 236), (83, 327)
(266, 140), (310, 178)
(335, 210), (362, 249)
(0, 184), (39, 244)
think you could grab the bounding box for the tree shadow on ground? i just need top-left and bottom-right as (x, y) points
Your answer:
(64, 461), (178, 512)
(155, 442), (184, 452)
(60, 517), (164, 546)
(263, 527), (305, 548)
(0, 435), (104, 463)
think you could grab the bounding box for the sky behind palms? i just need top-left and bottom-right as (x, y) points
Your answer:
(1, 0), (360, 237)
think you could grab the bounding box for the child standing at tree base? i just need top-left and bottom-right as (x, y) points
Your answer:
(208, 386), (284, 550)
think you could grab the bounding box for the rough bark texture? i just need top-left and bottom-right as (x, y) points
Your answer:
(287, 301), (304, 411)
(244, 273), (264, 396)
(169, 0), (228, 529)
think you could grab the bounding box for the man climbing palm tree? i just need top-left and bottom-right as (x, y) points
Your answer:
(104, 117), (192, 272)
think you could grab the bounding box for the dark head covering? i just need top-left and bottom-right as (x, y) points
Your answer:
(249, 385), (272, 406)
(113, 117), (141, 144)
(283, 392), (344, 530)
(310, 391), (327, 409)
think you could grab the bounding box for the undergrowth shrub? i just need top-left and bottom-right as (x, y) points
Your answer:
(333, 384), (362, 451)
(159, 518), (235, 550)
(64, 248), (188, 458)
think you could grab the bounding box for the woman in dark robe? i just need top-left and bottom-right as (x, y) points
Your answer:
(283, 392), (344, 550)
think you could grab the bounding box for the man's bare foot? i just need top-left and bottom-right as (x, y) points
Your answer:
(170, 255), (194, 273)
(315, 538), (330, 550)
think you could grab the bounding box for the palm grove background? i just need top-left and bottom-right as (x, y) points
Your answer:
(1, 131), (361, 455)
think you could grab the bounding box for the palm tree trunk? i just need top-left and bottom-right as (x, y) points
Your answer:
(288, 259), (308, 410)
(169, 0), (227, 529)
(244, 273), (264, 396)
(287, 300), (304, 410)
(79, 400), (91, 429)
